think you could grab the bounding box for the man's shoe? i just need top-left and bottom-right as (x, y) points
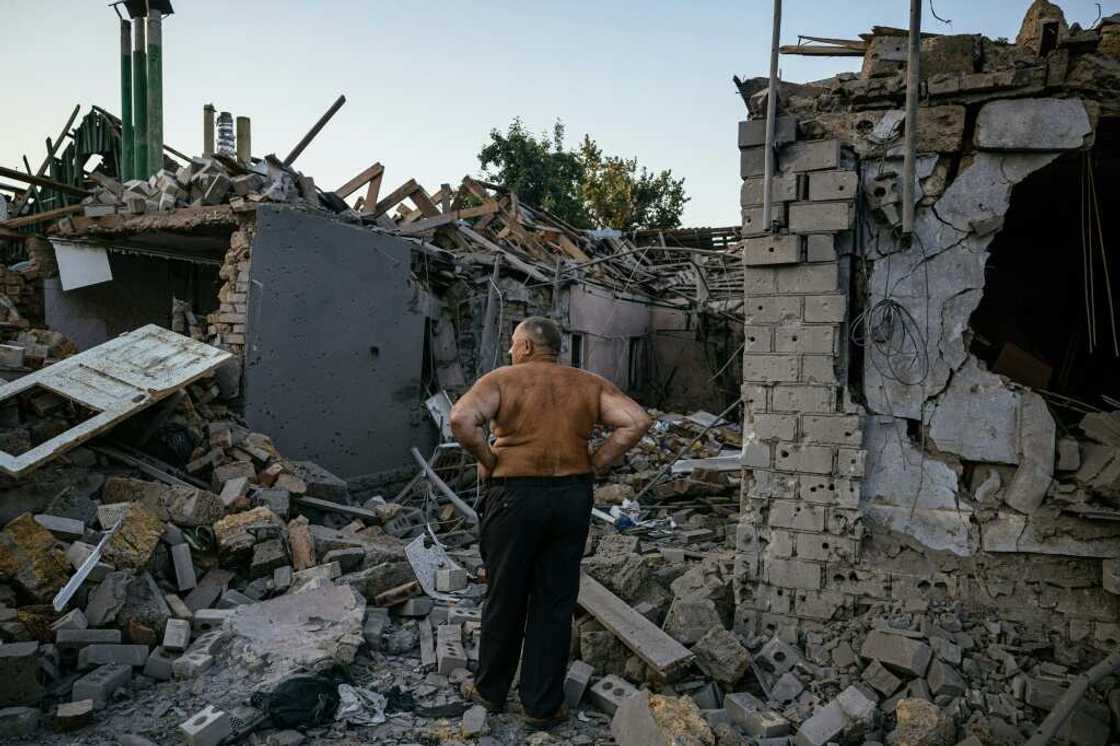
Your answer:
(524, 703), (568, 731)
(461, 681), (505, 713)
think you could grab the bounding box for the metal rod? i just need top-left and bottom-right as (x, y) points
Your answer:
(409, 447), (479, 525)
(1025, 650), (1120, 746)
(203, 104), (216, 156)
(283, 94), (346, 167)
(120, 20), (133, 181)
(762, 0), (783, 233)
(236, 116), (252, 164)
(146, 9), (164, 175)
(902, 0), (922, 236)
(131, 17), (149, 179)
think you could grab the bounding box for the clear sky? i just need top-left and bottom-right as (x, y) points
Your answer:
(0, 1), (1110, 227)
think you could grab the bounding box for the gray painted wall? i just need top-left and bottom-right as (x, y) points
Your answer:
(244, 206), (433, 479)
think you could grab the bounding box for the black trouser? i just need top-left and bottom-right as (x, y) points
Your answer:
(476, 474), (593, 717)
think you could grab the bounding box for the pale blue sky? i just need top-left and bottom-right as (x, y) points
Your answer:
(1, 1), (1111, 226)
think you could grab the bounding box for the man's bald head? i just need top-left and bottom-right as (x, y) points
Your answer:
(510, 316), (562, 364)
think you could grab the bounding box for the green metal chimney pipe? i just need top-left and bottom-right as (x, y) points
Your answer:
(147, 9), (163, 175)
(132, 16), (148, 179)
(120, 20), (133, 180)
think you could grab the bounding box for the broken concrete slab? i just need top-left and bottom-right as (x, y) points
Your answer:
(225, 582), (365, 681)
(861, 630), (932, 677)
(0, 513), (72, 603)
(691, 627), (750, 685)
(927, 358), (1020, 464)
(893, 697), (955, 746)
(609, 690), (715, 746)
(975, 98), (1092, 151)
(101, 477), (224, 527)
(102, 502), (164, 569)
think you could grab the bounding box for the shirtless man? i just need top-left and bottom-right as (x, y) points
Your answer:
(450, 316), (652, 729)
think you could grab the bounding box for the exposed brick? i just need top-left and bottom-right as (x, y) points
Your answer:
(801, 355), (837, 384)
(768, 530), (794, 559)
(801, 415), (862, 446)
(751, 414), (797, 441)
(837, 448), (866, 477)
(742, 385), (769, 412)
(768, 500), (826, 532)
(809, 171), (859, 201)
(766, 558), (822, 591)
(739, 117), (797, 148)
(781, 139), (841, 172)
(742, 205), (786, 235)
(800, 477), (860, 508)
(743, 354), (800, 383)
(772, 385), (834, 413)
(775, 443), (835, 475)
(742, 442), (772, 469)
(824, 565), (892, 599)
(789, 202), (854, 233)
(744, 327), (774, 353)
(776, 262), (839, 294)
(796, 533), (858, 562)
(826, 508), (861, 536)
(804, 294), (846, 323)
(745, 267), (777, 294)
(794, 589), (847, 620)
(745, 296), (802, 325)
(775, 326), (836, 354)
(741, 174), (800, 206)
(743, 235), (801, 266)
(806, 234), (837, 263)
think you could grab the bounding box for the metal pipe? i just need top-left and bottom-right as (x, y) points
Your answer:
(236, 116), (252, 164)
(409, 447), (479, 525)
(203, 104), (216, 156)
(120, 20), (133, 181)
(146, 10), (163, 175)
(131, 17), (148, 179)
(762, 0), (783, 233)
(902, 0), (922, 236)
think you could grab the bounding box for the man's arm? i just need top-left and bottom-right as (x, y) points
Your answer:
(450, 373), (502, 474)
(591, 383), (653, 476)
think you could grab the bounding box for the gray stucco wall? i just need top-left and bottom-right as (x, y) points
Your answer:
(244, 206), (433, 479)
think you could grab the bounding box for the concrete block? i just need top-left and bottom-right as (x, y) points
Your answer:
(1103, 559), (1120, 595)
(800, 355), (837, 384)
(739, 117), (797, 148)
(71, 663), (130, 706)
(860, 630), (932, 677)
(809, 171), (858, 201)
(564, 660), (595, 709)
(0, 345), (24, 369)
(250, 539), (288, 579)
(781, 140), (842, 173)
(322, 547), (365, 573)
(801, 415), (861, 446)
(741, 147), (767, 179)
(862, 659), (902, 696)
(742, 205), (787, 237)
(171, 543), (198, 592)
(745, 265), (778, 293)
(800, 476), (859, 507)
(765, 558), (822, 591)
(56, 628), (122, 649)
(745, 296), (801, 325)
(745, 709), (792, 738)
(975, 98), (1091, 151)
(757, 636), (800, 675)
(164, 618), (192, 653)
(836, 448), (866, 477)
(187, 630), (229, 657)
(743, 234), (801, 266)
(772, 385), (834, 413)
(789, 201), (854, 233)
(50, 609), (88, 632)
(179, 705), (233, 746)
(143, 647), (174, 680)
(774, 443), (835, 475)
(926, 658), (966, 697)
(397, 597), (434, 617)
(0, 642), (42, 706)
(744, 326), (774, 353)
(768, 500), (826, 532)
(217, 589), (253, 608)
(33, 514), (85, 541)
(743, 354), (799, 383)
(775, 262), (838, 294)
(775, 325), (835, 354)
(743, 441), (773, 469)
(0, 706), (39, 739)
(192, 608), (233, 633)
(435, 567), (468, 592)
(77, 644), (149, 670)
(751, 414), (797, 442)
(219, 476), (250, 509)
(742, 174), (799, 206)
(172, 651), (214, 679)
(803, 294), (845, 323)
(725, 691), (767, 725)
(55, 699), (95, 730)
(587, 674), (638, 715)
(793, 702), (846, 746)
(795, 533), (856, 562)
(805, 234), (836, 263)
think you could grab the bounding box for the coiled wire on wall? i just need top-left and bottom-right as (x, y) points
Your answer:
(850, 297), (930, 387)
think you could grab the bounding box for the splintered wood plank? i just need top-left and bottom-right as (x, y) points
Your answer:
(397, 202), (500, 234)
(363, 171), (383, 212)
(408, 188), (441, 218)
(334, 162), (384, 199)
(0, 325), (231, 477)
(577, 573), (694, 675)
(368, 178), (419, 218)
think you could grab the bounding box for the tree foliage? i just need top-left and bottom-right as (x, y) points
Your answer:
(477, 118), (688, 231)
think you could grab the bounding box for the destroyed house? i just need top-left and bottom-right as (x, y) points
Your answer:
(734, 3), (1120, 655)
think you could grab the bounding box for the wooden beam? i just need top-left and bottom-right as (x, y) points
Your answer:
(0, 166), (88, 198)
(577, 573), (694, 676)
(368, 178), (419, 218)
(363, 170), (383, 212)
(408, 187), (441, 218)
(779, 44), (866, 57)
(334, 162), (384, 199)
(798, 35), (867, 49)
(13, 104), (80, 215)
(397, 201), (500, 234)
(0, 204), (83, 229)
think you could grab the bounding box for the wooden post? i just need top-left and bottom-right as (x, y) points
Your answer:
(902, 0), (922, 237)
(762, 0), (783, 233)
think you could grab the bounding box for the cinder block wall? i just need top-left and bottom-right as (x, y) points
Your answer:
(734, 119), (868, 636)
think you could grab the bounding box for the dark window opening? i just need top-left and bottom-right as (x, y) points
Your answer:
(0, 385), (100, 457)
(570, 334), (583, 369)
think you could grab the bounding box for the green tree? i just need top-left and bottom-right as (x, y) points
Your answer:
(477, 118), (689, 231)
